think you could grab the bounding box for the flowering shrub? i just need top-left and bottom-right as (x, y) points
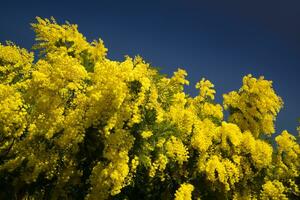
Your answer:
(0, 17), (299, 200)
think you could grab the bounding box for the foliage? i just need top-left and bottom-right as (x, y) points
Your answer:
(0, 17), (299, 200)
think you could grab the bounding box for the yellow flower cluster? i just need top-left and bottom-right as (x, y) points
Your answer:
(141, 130), (153, 139)
(0, 43), (33, 84)
(191, 119), (217, 152)
(250, 139), (273, 169)
(205, 155), (240, 191)
(149, 154), (168, 178)
(260, 180), (288, 200)
(165, 136), (189, 164)
(174, 183), (194, 200)
(195, 78), (216, 101)
(219, 122), (243, 150)
(193, 78), (223, 120)
(0, 84), (26, 138)
(0, 17), (299, 200)
(32, 17), (107, 61)
(223, 74), (283, 137)
(273, 130), (300, 184)
(87, 129), (134, 199)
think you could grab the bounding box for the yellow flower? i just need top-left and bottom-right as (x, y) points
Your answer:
(223, 74), (283, 137)
(174, 183), (194, 200)
(195, 78), (216, 101)
(251, 140), (273, 169)
(149, 154), (168, 178)
(165, 136), (189, 164)
(0, 42), (33, 84)
(219, 122), (243, 150)
(191, 119), (217, 152)
(260, 180), (288, 200)
(141, 130), (153, 139)
(130, 156), (139, 173)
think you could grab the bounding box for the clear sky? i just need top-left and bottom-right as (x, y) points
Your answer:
(1, 0), (299, 135)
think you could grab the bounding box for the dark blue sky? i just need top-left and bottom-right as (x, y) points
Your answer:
(1, 0), (299, 134)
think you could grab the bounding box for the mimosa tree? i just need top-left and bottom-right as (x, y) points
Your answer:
(0, 17), (299, 200)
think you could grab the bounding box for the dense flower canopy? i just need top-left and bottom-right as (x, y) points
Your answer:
(0, 17), (299, 200)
